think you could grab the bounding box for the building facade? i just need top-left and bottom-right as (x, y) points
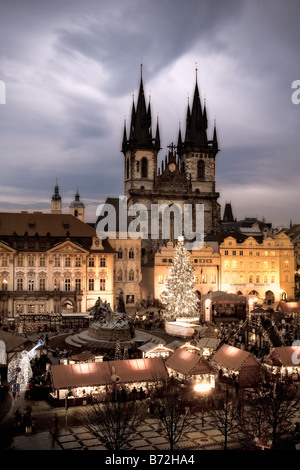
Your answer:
(0, 210), (142, 320)
(219, 233), (295, 302)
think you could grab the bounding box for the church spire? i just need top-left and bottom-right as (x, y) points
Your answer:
(51, 179), (62, 214)
(123, 62), (158, 152)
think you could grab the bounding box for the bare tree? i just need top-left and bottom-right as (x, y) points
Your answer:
(237, 370), (300, 449)
(207, 383), (240, 450)
(150, 377), (197, 450)
(81, 397), (146, 451)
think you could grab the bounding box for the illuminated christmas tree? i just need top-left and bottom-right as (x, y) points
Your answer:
(161, 236), (199, 321)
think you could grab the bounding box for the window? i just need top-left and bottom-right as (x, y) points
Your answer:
(39, 255), (46, 267)
(2, 255), (8, 267)
(54, 256), (60, 267)
(197, 160), (205, 179)
(54, 279), (60, 290)
(17, 255), (24, 267)
(65, 279), (71, 291)
(256, 252), (260, 257)
(232, 261), (237, 268)
(224, 250), (229, 256)
(126, 158), (130, 179)
(202, 275), (207, 284)
(129, 248), (134, 259)
(271, 275), (275, 283)
(117, 248), (123, 259)
(88, 279), (94, 291)
(65, 256), (71, 267)
(39, 278), (46, 291)
(39, 304), (45, 314)
(2, 281), (8, 291)
(100, 278), (106, 291)
(249, 251), (253, 256)
(141, 157), (148, 178)
(264, 261), (268, 268)
(232, 250), (236, 256)
(158, 275), (164, 284)
(264, 275), (268, 284)
(17, 278), (23, 291)
(239, 251), (243, 256)
(249, 275), (254, 283)
(89, 257), (95, 267)
(211, 274), (216, 284)
(255, 275), (260, 284)
(117, 270), (123, 281)
(100, 257), (106, 267)
(28, 304), (35, 313)
(16, 304), (23, 314)
(194, 275), (199, 283)
(28, 255), (35, 267)
(28, 279), (34, 291)
(75, 257), (81, 267)
(75, 279), (81, 291)
(129, 269), (134, 281)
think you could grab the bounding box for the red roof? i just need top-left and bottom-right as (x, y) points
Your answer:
(51, 357), (168, 389)
(166, 348), (201, 375)
(212, 344), (259, 371)
(266, 346), (300, 367)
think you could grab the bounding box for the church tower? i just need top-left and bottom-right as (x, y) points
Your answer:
(176, 67), (221, 236)
(51, 180), (62, 214)
(69, 189), (85, 222)
(122, 62), (161, 198)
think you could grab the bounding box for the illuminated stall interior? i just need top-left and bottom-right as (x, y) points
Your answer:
(50, 357), (168, 406)
(165, 347), (216, 391)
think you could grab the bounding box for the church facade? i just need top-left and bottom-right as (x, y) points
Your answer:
(121, 67), (221, 263)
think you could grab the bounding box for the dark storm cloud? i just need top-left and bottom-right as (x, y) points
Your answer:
(0, 0), (300, 225)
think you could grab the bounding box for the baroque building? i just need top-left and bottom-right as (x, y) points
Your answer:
(0, 187), (142, 320)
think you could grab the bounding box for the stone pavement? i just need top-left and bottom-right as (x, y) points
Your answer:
(10, 415), (234, 451)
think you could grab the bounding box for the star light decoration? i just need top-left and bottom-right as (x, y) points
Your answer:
(161, 236), (199, 321)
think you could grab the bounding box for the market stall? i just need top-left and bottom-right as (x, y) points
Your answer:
(50, 356), (168, 406)
(211, 343), (261, 388)
(264, 346), (300, 380)
(165, 347), (216, 390)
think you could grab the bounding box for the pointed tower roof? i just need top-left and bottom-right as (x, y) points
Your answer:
(123, 62), (160, 152)
(184, 67), (207, 147)
(52, 179), (61, 201)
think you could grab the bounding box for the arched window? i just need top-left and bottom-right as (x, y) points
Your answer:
(129, 248), (134, 259)
(117, 269), (123, 281)
(129, 269), (134, 281)
(117, 248), (123, 259)
(126, 158), (130, 179)
(141, 157), (148, 178)
(197, 160), (205, 180)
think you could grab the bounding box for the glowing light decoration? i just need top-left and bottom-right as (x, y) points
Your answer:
(8, 339), (44, 385)
(161, 236), (199, 321)
(194, 382), (211, 393)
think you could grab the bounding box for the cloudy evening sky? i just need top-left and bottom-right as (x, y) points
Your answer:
(0, 0), (300, 227)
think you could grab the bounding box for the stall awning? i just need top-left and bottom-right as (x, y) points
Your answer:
(211, 344), (259, 371)
(266, 346), (300, 367)
(278, 301), (300, 314)
(166, 348), (201, 375)
(51, 357), (168, 389)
